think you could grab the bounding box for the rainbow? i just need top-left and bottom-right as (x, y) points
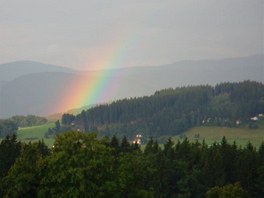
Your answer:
(55, 31), (135, 113)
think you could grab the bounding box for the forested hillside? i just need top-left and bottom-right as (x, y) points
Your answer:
(60, 81), (264, 139)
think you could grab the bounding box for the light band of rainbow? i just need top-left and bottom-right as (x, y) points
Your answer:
(55, 32), (136, 113)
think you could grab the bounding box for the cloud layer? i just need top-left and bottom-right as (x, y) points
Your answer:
(0, 0), (263, 69)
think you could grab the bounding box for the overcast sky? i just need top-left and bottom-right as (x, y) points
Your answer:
(0, 0), (263, 70)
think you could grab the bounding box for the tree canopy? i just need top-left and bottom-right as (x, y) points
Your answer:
(0, 132), (263, 197)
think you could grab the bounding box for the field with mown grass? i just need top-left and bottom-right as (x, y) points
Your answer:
(16, 121), (264, 149)
(169, 123), (264, 149)
(17, 122), (55, 147)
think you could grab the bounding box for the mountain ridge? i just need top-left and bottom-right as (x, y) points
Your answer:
(0, 55), (263, 118)
(0, 61), (76, 81)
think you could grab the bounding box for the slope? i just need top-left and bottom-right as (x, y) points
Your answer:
(61, 81), (264, 141)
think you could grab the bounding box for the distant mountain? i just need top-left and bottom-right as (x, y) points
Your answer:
(0, 72), (77, 117)
(0, 72), (155, 118)
(0, 61), (75, 81)
(114, 54), (264, 89)
(0, 55), (263, 118)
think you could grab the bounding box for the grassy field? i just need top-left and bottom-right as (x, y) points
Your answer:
(17, 122), (55, 147)
(170, 125), (264, 148)
(16, 121), (264, 149)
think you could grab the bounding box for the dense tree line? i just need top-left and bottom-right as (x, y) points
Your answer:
(10, 115), (48, 127)
(0, 120), (18, 138)
(0, 135), (21, 178)
(45, 120), (73, 138)
(60, 81), (264, 139)
(0, 132), (263, 197)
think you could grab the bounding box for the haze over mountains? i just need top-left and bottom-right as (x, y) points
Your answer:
(0, 54), (263, 118)
(0, 61), (75, 81)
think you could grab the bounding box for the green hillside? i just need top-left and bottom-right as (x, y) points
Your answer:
(59, 81), (264, 140)
(17, 122), (55, 147)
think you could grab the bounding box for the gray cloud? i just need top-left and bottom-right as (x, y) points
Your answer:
(0, 0), (263, 69)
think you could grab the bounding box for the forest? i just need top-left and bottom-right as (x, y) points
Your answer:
(10, 115), (48, 128)
(58, 81), (264, 140)
(0, 132), (263, 197)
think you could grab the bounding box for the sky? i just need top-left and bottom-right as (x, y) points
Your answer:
(0, 0), (263, 70)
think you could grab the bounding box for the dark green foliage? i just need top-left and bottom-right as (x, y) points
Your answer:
(45, 120), (72, 138)
(117, 151), (154, 197)
(0, 135), (21, 178)
(120, 136), (131, 153)
(61, 113), (75, 125)
(163, 138), (175, 160)
(81, 110), (89, 132)
(109, 135), (120, 161)
(0, 119), (18, 137)
(205, 182), (250, 198)
(39, 132), (115, 197)
(110, 135), (119, 149)
(54, 120), (61, 132)
(0, 133), (263, 197)
(0, 140), (50, 197)
(144, 137), (158, 155)
(62, 81), (264, 138)
(255, 165), (264, 196)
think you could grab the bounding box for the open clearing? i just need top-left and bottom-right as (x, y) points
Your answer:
(171, 125), (264, 148)
(17, 122), (55, 147)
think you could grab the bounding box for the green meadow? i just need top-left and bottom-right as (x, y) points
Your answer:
(17, 122), (55, 147)
(170, 125), (264, 148)
(16, 121), (264, 149)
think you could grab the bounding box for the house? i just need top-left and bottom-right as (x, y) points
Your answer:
(250, 116), (258, 121)
(133, 134), (142, 145)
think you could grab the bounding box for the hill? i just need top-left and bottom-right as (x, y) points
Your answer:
(0, 55), (263, 118)
(60, 81), (264, 140)
(0, 72), (78, 117)
(0, 72), (153, 118)
(0, 61), (76, 118)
